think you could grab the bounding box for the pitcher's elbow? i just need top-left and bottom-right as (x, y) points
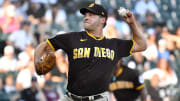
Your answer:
(142, 41), (147, 51)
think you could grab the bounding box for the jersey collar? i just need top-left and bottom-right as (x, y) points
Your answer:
(86, 30), (104, 40)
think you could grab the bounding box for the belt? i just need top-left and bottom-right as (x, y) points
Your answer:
(66, 92), (103, 101)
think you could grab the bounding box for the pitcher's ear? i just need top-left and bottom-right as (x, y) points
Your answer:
(101, 17), (106, 25)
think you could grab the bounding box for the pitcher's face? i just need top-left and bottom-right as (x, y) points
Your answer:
(83, 12), (101, 30)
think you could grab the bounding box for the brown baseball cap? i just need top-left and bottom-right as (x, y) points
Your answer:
(80, 3), (108, 19)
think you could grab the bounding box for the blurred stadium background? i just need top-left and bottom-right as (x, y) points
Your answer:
(0, 0), (180, 101)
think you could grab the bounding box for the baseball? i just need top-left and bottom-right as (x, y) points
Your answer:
(118, 8), (127, 17)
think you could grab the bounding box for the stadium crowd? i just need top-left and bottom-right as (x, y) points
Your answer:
(0, 0), (180, 101)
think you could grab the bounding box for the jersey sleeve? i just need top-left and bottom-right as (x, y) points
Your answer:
(117, 39), (135, 57)
(47, 32), (72, 53)
(134, 73), (144, 91)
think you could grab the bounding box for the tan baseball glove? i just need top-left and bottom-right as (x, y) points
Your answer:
(35, 51), (56, 75)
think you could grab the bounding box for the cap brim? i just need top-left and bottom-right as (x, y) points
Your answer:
(80, 8), (98, 15)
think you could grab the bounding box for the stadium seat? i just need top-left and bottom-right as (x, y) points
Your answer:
(116, 0), (126, 8)
(0, 93), (10, 101)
